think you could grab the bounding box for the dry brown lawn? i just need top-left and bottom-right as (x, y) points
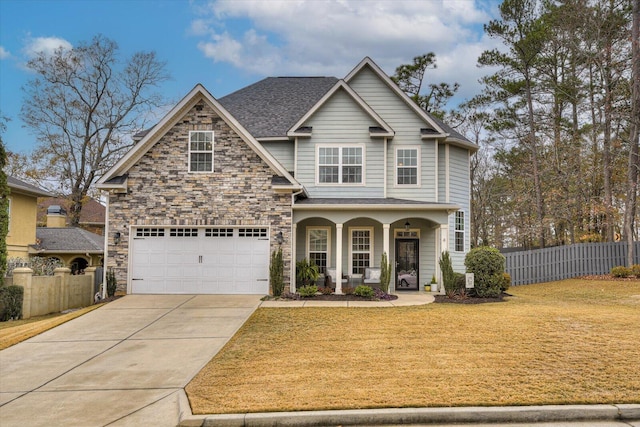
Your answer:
(186, 279), (640, 414)
(0, 304), (103, 350)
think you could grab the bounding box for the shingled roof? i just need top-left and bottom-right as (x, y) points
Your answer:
(219, 77), (338, 139)
(7, 176), (52, 198)
(35, 227), (104, 253)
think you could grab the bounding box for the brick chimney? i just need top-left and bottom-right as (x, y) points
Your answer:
(46, 205), (67, 228)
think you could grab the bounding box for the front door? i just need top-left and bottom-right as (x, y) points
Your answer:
(395, 239), (419, 290)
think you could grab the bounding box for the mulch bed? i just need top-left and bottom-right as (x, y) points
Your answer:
(580, 274), (640, 281)
(434, 294), (507, 304)
(265, 293), (398, 302)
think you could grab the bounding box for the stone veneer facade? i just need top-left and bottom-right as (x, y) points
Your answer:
(107, 98), (292, 294)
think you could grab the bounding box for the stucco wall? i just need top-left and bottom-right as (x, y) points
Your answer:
(107, 98), (292, 293)
(7, 192), (38, 258)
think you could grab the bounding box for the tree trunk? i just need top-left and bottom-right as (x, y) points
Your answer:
(625, 0), (640, 266)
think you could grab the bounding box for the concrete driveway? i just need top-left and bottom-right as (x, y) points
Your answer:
(0, 294), (262, 427)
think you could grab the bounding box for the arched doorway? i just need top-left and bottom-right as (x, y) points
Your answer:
(70, 257), (88, 275)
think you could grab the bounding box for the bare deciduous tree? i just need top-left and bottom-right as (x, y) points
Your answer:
(21, 34), (169, 226)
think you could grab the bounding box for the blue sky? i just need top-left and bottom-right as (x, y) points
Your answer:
(0, 0), (501, 155)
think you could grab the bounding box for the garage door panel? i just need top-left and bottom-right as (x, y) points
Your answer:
(131, 227), (270, 294)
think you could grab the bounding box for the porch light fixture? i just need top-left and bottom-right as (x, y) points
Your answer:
(405, 221), (410, 231)
(114, 232), (121, 245)
(275, 231), (284, 245)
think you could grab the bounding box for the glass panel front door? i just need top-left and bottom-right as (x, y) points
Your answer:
(396, 239), (419, 290)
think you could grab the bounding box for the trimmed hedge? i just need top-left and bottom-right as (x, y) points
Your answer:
(465, 247), (505, 298)
(0, 285), (23, 321)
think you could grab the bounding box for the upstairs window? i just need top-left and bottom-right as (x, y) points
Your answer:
(455, 211), (465, 252)
(318, 146), (363, 184)
(189, 131), (214, 172)
(396, 147), (419, 186)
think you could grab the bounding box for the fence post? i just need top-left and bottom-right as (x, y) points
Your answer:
(85, 267), (97, 306)
(12, 268), (34, 320)
(54, 267), (71, 312)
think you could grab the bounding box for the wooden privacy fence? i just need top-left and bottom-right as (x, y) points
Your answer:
(502, 241), (640, 285)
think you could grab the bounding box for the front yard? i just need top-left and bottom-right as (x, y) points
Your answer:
(186, 279), (640, 414)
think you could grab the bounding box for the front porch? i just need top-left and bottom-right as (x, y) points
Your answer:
(291, 199), (459, 294)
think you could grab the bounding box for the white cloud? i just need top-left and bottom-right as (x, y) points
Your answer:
(23, 36), (72, 59)
(192, 0), (502, 104)
(0, 46), (10, 60)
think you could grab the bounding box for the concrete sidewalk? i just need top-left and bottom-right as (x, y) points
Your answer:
(0, 294), (262, 427)
(259, 291), (435, 307)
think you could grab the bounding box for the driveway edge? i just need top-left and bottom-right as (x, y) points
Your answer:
(178, 401), (640, 427)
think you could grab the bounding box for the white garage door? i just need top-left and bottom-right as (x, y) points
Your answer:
(130, 227), (270, 294)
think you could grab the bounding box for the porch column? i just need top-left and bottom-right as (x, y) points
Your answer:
(383, 224), (390, 259)
(437, 223), (449, 294)
(291, 223), (297, 293)
(383, 223), (392, 293)
(335, 223), (343, 295)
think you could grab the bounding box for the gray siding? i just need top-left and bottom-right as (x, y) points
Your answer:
(348, 67), (437, 202)
(447, 146), (471, 272)
(295, 88), (384, 198)
(261, 140), (294, 172)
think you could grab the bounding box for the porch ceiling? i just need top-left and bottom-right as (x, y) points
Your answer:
(293, 198), (459, 225)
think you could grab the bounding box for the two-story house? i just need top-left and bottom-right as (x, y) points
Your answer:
(97, 57), (476, 295)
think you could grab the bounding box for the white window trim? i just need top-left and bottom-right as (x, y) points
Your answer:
(454, 211), (465, 252)
(307, 226), (331, 271)
(349, 227), (374, 277)
(394, 145), (421, 188)
(315, 144), (366, 186)
(188, 130), (214, 173)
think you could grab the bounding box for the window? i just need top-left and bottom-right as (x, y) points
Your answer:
(238, 228), (268, 238)
(136, 228), (165, 237)
(189, 131), (214, 172)
(318, 146), (363, 184)
(455, 211), (465, 252)
(170, 228), (198, 237)
(396, 147), (419, 186)
(350, 228), (372, 276)
(308, 227), (329, 274)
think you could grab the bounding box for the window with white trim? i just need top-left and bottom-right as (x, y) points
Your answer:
(350, 228), (372, 276)
(455, 211), (465, 252)
(396, 147), (419, 186)
(189, 131), (214, 172)
(318, 146), (363, 184)
(307, 227), (330, 274)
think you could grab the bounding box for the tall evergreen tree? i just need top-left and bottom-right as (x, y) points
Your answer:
(0, 119), (10, 285)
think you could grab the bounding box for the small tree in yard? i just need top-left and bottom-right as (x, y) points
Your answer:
(439, 251), (456, 297)
(269, 247), (284, 296)
(380, 252), (391, 293)
(465, 247), (505, 298)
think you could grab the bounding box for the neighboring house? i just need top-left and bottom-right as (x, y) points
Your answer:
(37, 197), (106, 235)
(32, 205), (104, 273)
(97, 57), (477, 295)
(6, 176), (52, 259)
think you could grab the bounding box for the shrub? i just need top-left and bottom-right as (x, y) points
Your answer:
(465, 246), (505, 298)
(318, 286), (333, 295)
(611, 266), (632, 278)
(106, 269), (117, 297)
(6, 257), (63, 276)
(439, 251), (455, 294)
(631, 265), (640, 278)
(501, 272), (511, 292)
(298, 285), (318, 298)
(269, 248), (284, 296)
(342, 286), (355, 295)
(354, 285), (375, 298)
(380, 252), (391, 293)
(296, 258), (320, 287)
(0, 285), (24, 321)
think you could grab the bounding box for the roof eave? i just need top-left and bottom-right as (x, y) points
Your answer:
(294, 203), (461, 212)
